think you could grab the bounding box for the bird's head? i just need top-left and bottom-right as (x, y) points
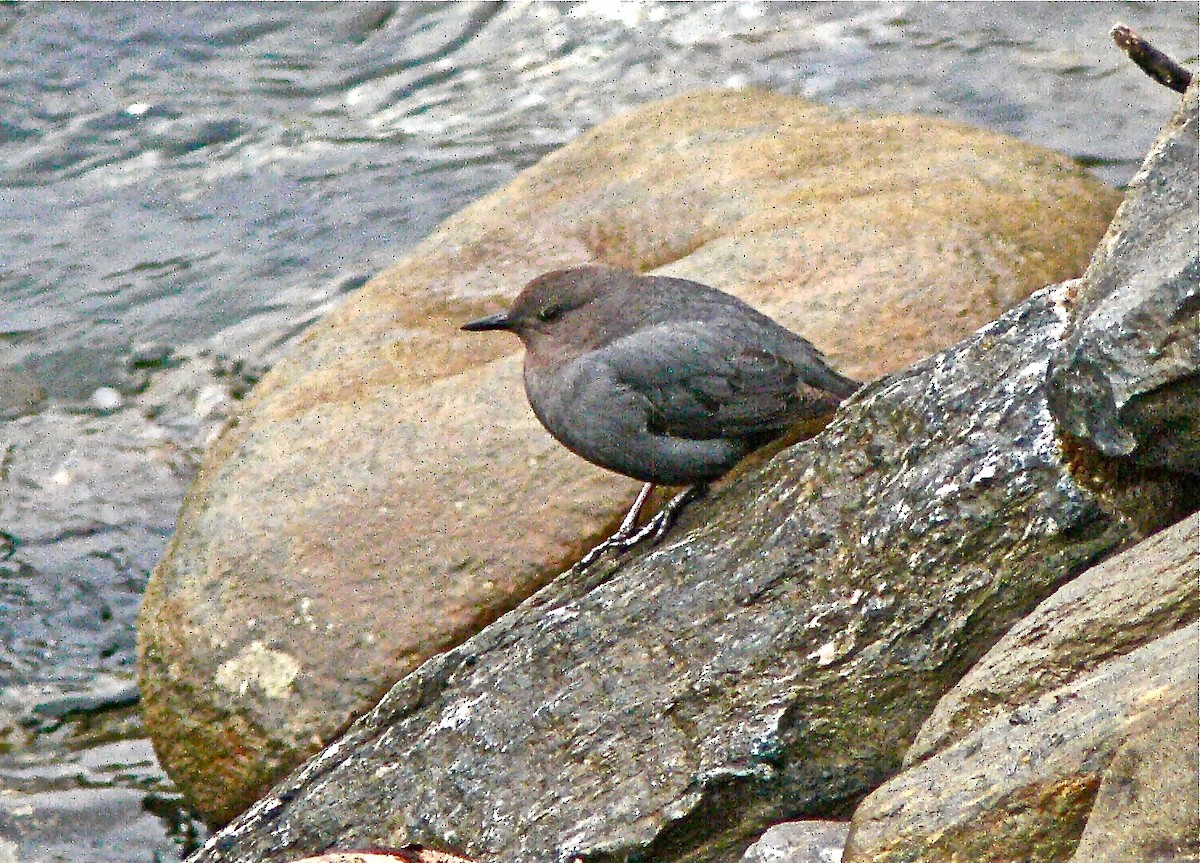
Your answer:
(461, 266), (639, 359)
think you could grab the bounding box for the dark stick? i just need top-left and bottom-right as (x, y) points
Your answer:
(1111, 24), (1193, 94)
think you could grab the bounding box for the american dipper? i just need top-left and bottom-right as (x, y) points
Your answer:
(462, 266), (859, 559)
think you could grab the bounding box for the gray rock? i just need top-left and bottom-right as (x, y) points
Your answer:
(840, 83), (1200, 862)
(89, 386), (125, 412)
(905, 511), (1200, 765)
(184, 277), (1190, 863)
(1048, 83), (1199, 472)
(741, 821), (849, 863)
(842, 623), (1198, 863)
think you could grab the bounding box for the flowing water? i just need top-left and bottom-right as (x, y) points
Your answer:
(0, 2), (1193, 860)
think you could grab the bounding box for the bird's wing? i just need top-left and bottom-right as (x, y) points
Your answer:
(600, 321), (823, 442)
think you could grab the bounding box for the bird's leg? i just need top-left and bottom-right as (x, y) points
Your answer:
(612, 484), (705, 549)
(576, 483), (654, 568)
(576, 483), (705, 568)
(613, 482), (655, 541)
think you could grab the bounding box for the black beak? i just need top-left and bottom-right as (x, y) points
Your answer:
(461, 312), (512, 332)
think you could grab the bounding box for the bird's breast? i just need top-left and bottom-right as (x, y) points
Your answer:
(523, 361), (583, 432)
(522, 355), (626, 456)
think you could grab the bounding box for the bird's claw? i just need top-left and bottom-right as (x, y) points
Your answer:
(576, 485), (703, 568)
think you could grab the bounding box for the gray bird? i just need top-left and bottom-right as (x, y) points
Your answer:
(462, 266), (859, 558)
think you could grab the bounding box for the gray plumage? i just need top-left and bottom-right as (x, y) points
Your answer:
(462, 266), (858, 486)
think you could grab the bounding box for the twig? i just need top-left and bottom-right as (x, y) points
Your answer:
(1111, 24), (1193, 94)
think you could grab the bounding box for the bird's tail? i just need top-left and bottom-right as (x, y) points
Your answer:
(830, 371), (862, 401)
(811, 366), (861, 402)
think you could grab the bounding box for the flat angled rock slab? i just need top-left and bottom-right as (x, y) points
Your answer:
(906, 511), (1200, 764)
(842, 623), (1198, 863)
(1049, 83), (1199, 472)
(187, 282), (1192, 863)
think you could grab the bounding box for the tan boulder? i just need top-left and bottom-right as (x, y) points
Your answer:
(1069, 682), (1199, 863)
(137, 88), (1120, 824)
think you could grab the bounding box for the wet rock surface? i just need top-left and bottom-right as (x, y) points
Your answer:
(185, 278), (1189, 862)
(1048, 84), (1199, 473)
(138, 88), (1120, 827)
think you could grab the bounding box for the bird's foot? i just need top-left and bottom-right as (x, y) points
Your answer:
(576, 484), (704, 568)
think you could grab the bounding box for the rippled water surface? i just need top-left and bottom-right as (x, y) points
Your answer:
(0, 2), (1194, 861)
(2, 2), (1193, 402)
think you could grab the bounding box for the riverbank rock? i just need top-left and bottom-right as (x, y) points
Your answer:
(838, 82), (1200, 863)
(1048, 84), (1199, 473)
(741, 821), (849, 863)
(179, 73), (1196, 861)
(840, 515), (1199, 862)
(138, 88), (1121, 826)
(745, 538), (1199, 863)
(1070, 683), (1199, 863)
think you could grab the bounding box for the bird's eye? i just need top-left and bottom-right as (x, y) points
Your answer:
(537, 306), (563, 323)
